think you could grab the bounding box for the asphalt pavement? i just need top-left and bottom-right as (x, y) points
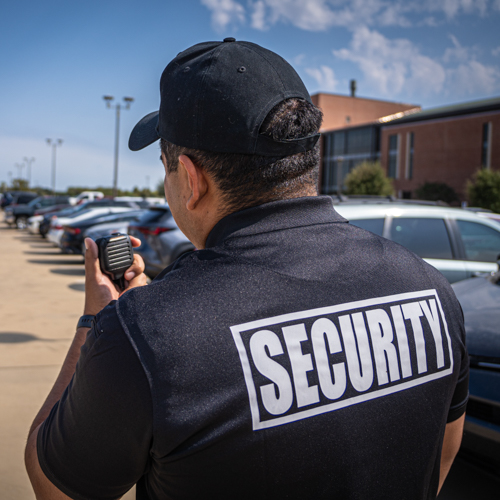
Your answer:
(1, 219), (499, 499)
(0, 223), (135, 499)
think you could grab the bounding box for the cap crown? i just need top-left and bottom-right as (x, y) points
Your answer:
(158, 40), (314, 155)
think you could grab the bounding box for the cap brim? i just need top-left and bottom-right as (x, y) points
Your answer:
(128, 111), (160, 151)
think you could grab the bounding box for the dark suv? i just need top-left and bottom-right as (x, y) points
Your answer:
(128, 205), (195, 278)
(4, 195), (71, 229)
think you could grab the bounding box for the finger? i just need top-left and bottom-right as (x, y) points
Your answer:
(129, 235), (142, 248)
(84, 238), (102, 280)
(123, 272), (148, 292)
(124, 254), (145, 281)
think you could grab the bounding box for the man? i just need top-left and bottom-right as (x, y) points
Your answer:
(26, 39), (468, 499)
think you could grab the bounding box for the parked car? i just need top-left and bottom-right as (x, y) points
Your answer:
(60, 210), (145, 254)
(128, 205), (195, 278)
(452, 268), (500, 476)
(1, 191), (38, 208)
(84, 221), (139, 255)
(39, 205), (80, 238)
(69, 191), (104, 205)
(27, 203), (72, 234)
(4, 195), (71, 229)
(48, 203), (140, 248)
(334, 202), (500, 283)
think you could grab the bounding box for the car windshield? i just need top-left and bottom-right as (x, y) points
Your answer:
(28, 197), (44, 207)
(66, 208), (93, 219)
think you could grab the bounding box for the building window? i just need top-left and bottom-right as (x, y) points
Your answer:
(481, 122), (492, 169)
(321, 125), (380, 194)
(405, 132), (414, 179)
(388, 134), (399, 178)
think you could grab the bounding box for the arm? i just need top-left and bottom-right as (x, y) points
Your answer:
(437, 414), (465, 494)
(25, 237), (147, 499)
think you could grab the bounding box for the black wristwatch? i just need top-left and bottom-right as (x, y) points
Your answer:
(77, 315), (95, 329)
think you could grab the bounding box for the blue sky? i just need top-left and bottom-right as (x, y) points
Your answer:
(1, 0), (499, 191)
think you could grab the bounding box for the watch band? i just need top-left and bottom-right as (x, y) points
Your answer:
(77, 315), (95, 329)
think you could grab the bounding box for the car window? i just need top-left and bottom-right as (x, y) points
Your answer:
(456, 220), (500, 262)
(137, 209), (169, 225)
(349, 218), (384, 236)
(389, 218), (453, 259)
(28, 197), (43, 207)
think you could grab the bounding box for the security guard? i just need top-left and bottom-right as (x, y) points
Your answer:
(26, 39), (468, 500)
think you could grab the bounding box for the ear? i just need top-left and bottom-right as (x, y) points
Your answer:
(178, 154), (208, 211)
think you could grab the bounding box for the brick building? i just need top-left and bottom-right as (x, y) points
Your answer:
(311, 93), (420, 194)
(379, 97), (500, 201)
(315, 93), (500, 201)
(311, 92), (419, 131)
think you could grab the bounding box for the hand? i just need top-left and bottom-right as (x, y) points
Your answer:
(83, 236), (147, 316)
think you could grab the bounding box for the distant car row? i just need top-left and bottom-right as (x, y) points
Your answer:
(5, 197), (195, 279)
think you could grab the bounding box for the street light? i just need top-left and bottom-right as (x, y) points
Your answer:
(46, 139), (63, 194)
(15, 162), (25, 179)
(103, 95), (134, 197)
(23, 157), (35, 187)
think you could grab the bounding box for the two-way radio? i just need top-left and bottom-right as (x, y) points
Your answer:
(94, 233), (134, 290)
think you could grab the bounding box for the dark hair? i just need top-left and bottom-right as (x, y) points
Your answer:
(160, 98), (323, 214)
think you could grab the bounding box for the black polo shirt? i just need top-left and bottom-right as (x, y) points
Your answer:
(38, 196), (469, 500)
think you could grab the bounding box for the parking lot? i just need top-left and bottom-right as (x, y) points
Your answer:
(0, 224), (135, 499)
(1, 221), (499, 499)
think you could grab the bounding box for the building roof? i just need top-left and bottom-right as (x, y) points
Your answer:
(380, 96), (500, 126)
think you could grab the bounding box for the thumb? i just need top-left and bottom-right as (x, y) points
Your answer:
(84, 238), (102, 280)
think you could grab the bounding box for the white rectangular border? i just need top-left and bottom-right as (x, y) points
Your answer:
(230, 289), (454, 431)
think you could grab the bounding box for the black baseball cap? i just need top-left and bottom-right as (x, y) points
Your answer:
(128, 38), (320, 156)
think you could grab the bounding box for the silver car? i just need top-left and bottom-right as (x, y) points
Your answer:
(334, 202), (500, 283)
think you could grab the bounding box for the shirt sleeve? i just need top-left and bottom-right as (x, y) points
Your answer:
(37, 302), (153, 500)
(446, 303), (469, 423)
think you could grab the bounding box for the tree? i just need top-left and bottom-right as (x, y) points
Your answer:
(344, 161), (393, 196)
(414, 182), (458, 204)
(467, 169), (500, 213)
(156, 178), (165, 198)
(11, 178), (30, 191)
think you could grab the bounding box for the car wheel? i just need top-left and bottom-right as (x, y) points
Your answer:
(16, 216), (28, 230)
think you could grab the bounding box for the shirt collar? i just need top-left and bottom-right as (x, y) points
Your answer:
(205, 196), (347, 249)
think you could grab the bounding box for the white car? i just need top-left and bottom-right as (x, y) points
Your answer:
(47, 207), (136, 248)
(334, 202), (500, 283)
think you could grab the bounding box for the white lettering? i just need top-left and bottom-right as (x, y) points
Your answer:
(249, 330), (293, 415)
(419, 299), (445, 369)
(366, 309), (400, 385)
(339, 313), (373, 392)
(402, 302), (427, 374)
(283, 323), (320, 408)
(390, 305), (413, 378)
(311, 318), (347, 400)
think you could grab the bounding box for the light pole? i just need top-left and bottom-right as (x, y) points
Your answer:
(15, 162), (25, 180)
(103, 95), (134, 197)
(46, 139), (63, 194)
(24, 157), (35, 187)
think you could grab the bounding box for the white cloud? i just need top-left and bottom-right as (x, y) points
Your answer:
(202, 0), (498, 33)
(305, 65), (339, 91)
(250, 0), (267, 30)
(333, 27), (500, 99)
(333, 27), (446, 96)
(492, 46), (500, 57)
(200, 0), (245, 31)
(443, 34), (473, 63)
(292, 54), (306, 66)
(446, 60), (500, 95)
(424, 0), (489, 18)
